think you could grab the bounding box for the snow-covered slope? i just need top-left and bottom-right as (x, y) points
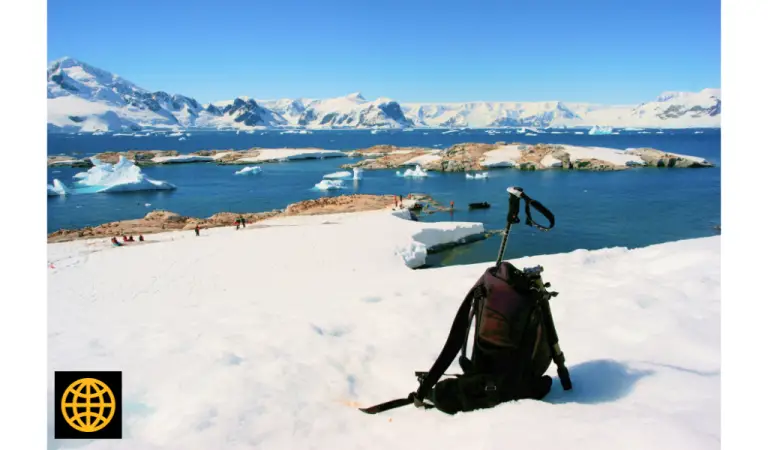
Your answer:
(400, 91), (721, 129)
(47, 209), (720, 449)
(47, 57), (721, 132)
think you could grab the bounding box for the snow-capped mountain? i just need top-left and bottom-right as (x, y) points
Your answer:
(47, 57), (720, 133)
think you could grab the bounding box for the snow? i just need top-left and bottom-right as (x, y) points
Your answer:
(50, 156), (176, 194)
(152, 155), (215, 164)
(556, 145), (644, 166)
(236, 149), (346, 163)
(47, 58), (721, 132)
(480, 145), (523, 167)
(313, 179), (345, 190)
(401, 152), (442, 166)
(465, 172), (489, 179)
(397, 165), (429, 177)
(47, 209), (720, 449)
(323, 171), (353, 179)
(541, 154), (563, 168)
(234, 166), (262, 176)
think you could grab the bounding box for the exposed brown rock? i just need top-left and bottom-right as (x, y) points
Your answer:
(626, 148), (713, 168)
(47, 156), (93, 168)
(90, 150), (180, 165)
(47, 194), (402, 243)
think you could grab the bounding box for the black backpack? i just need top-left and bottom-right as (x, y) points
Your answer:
(360, 187), (571, 415)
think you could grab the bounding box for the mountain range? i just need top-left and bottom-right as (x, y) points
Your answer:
(47, 57), (721, 133)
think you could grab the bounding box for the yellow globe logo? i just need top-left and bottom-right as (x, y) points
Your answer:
(60, 378), (116, 432)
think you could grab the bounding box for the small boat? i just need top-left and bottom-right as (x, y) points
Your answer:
(469, 202), (491, 210)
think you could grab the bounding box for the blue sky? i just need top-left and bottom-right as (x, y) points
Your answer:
(48, 0), (720, 104)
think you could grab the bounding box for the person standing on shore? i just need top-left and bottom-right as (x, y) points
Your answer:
(240, 216), (247, 229)
(194, 225), (200, 237)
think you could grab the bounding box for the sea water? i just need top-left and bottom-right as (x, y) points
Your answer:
(47, 129), (721, 267)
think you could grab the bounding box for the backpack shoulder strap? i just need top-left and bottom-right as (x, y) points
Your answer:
(414, 284), (478, 401)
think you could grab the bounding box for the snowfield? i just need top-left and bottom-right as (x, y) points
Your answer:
(557, 145), (645, 166)
(47, 209), (719, 449)
(480, 145), (523, 167)
(236, 148), (346, 163)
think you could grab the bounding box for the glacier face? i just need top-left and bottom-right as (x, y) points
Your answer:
(47, 57), (721, 133)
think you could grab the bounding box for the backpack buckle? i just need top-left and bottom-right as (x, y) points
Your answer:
(485, 381), (497, 392)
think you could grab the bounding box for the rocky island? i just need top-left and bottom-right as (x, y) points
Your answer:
(342, 142), (714, 171)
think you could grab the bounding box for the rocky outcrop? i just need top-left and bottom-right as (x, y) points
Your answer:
(47, 194), (403, 243)
(47, 156), (93, 168)
(89, 150), (180, 165)
(283, 194), (396, 216)
(47, 208), (283, 243)
(341, 149), (433, 169)
(424, 143), (502, 172)
(626, 148), (714, 168)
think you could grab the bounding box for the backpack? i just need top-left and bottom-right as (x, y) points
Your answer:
(360, 187), (571, 415)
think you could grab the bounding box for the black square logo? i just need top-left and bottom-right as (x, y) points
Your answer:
(54, 371), (122, 439)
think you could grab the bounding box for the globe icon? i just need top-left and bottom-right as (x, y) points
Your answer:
(61, 378), (116, 432)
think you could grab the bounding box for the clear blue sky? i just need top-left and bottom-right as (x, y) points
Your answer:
(48, 0), (720, 104)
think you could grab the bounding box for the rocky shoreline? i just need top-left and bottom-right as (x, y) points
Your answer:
(47, 142), (713, 171)
(47, 194), (400, 243)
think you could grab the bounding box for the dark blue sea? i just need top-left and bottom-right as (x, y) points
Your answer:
(47, 129), (721, 267)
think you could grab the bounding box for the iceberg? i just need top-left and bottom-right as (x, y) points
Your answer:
(50, 156), (176, 194)
(234, 166), (262, 176)
(397, 165), (429, 178)
(352, 168), (363, 180)
(323, 171), (353, 179)
(465, 172), (489, 179)
(588, 126), (613, 135)
(47, 179), (70, 196)
(313, 179), (345, 191)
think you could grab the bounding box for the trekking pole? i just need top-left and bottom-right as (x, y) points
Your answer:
(539, 285), (572, 391)
(495, 187), (523, 266)
(501, 186), (571, 391)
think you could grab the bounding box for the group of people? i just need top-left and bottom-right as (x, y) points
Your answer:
(111, 234), (144, 247)
(235, 216), (247, 230)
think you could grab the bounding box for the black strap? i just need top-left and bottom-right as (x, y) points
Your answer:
(415, 287), (476, 400)
(358, 285), (477, 414)
(359, 393), (417, 414)
(520, 192), (555, 231)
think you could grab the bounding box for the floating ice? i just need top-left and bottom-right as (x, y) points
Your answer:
(588, 126), (613, 135)
(574, 131), (585, 135)
(466, 172), (489, 179)
(234, 166), (262, 176)
(323, 171), (353, 179)
(353, 168), (363, 180)
(314, 179), (344, 191)
(694, 131), (704, 134)
(145, 203), (152, 207)
(50, 156), (176, 195)
(168, 131), (183, 137)
(179, 137), (187, 141)
(397, 165), (429, 178)
(47, 179), (70, 196)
